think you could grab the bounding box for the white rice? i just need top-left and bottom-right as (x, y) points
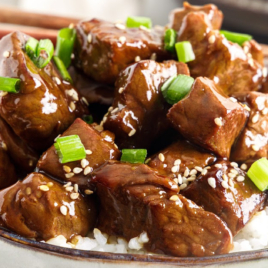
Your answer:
(45, 208), (268, 254)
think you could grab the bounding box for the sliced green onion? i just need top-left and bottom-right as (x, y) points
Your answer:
(83, 115), (93, 124)
(25, 37), (38, 59)
(161, 74), (177, 100)
(54, 135), (86, 164)
(0, 77), (20, 93)
(121, 149), (147, 164)
(53, 56), (73, 83)
(35, 39), (54, 68)
(55, 28), (76, 68)
(220, 30), (252, 46)
(126, 16), (152, 29)
(162, 74), (194, 105)
(247, 158), (268, 191)
(175, 41), (195, 63)
(164, 29), (177, 53)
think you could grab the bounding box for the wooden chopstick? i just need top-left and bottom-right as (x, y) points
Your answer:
(0, 6), (79, 30)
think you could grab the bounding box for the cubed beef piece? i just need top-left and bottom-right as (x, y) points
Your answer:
(177, 12), (263, 96)
(0, 172), (96, 241)
(74, 19), (171, 84)
(103, 60), (189, 149)
(37, 118), (120, 190)
(169, 2), (223, 31)
(231, 92), (268, 163)
(0, 31), (89, 151)
(148, 139), (216, 180)
(242, 40), (264, 66)
(91, 161), (233, 257)
(167, 77), (248, 158)
(182, 161), (266, 235)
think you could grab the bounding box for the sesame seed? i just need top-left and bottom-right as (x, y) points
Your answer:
(190, 169), (197, 175)
(85, 189), (93, 195)
(169, 195), (179, 201)
(230, 169), (238, 175)
(150, 53), (157, 61)
(144, 158), (151, 164)
(81, 159), (89, 168)
(182, 176), (188, 183)
(262, 108), (268, 115)
(135, 56), (141, 62)
(208, 177), (216, 188)
(252, 144), (260, 151)
(87, 34), (92, 43)
(171, 165), (179, 173)
(69, 23), (74, 29)
(65, 172), (74, 179)
(187, 175), (196, 182)
(94, 125), (103, 132)
(248, 58), (254, 67)
(39, 185), (49, 191)
(215, 163), (222, 168)
(243, 45), (249, 54)
(139, 25), (151, 32)
(222, 174), (228, 181)
(263, 67), (268, 78)
(85, 150), (92, 156)
(180, 183), (188, 190)
(178, 174), (182, 184)
(174, 178), (179, 184)
(158, 153), (165, 162)
(81, 97), (89, 106)
(47, 182), (54, 187)
(208, 35), (216, 44)
(115, 23), (126, 30)
(184, 167), (190, 177)
(84, 166), (93, 175)
(195, 166), (203, 172)
(65, 186), (74, 192)
(221, 180), (229, 189)
(70, 193), (79, 200)
(118, 87), (124, 94)
(242, 104), (251, 112)
(74, 184), (79, 193)
(237, 175), (245, 182)
(229, 179), (234, 188)
(63, 182), (72, 187)
(63, 165), (71, 173)
(229, 97), (237, 103)
(3, 51), (10, 58)
(0, 91), (8, 97)
(174, 159), (181, 166)
(214, 117), (223, 127)
(54, 77), (61, 85)
(119, 36), (126, 43)
(247, 53), (252, 58)
(230, 162), (239, 168)
(73, 167), (83, 174)
(108, 106), (113, 112)
(69, 101), (76, 112)
(1, 141), (7, 151)
(205, 166), (211, 170)
(114, 143), (118, 149)
(111, 107), (119, 114)
(228, 172), (236, 178)
(128, 129), (136, 137)
(252, 114), (259, 124)
(26, 187), (32, 195)
(102, 116), (107, 123)
(240, 163), (247, 170)
(60, 205), (68, 216)
(28, 160), (33, 166)
(201, 169), (208, 175)
(66, 89), (79, 101)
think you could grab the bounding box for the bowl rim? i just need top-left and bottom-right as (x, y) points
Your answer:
(1, 228), (268, 266)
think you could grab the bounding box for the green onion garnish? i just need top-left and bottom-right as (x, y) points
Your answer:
(247, 158), (268, 191)
(175, 41), (195, 63)
(25, 37), (39, 59)
(220, 30), (252, 46)
(121, 149), (147, 164)
(161, 74), (177, 100)
(0, 77), (20, 93)
(53, 56), (73, 83)
(161, 74), (194, 105)
(164, 29), (177, 53)
(54, 135), (86, 164)
(126, 16), (152, 29)
(83, 115), (93, 124)
(35, 39), (54, 68)
(55, 28), (76, 68)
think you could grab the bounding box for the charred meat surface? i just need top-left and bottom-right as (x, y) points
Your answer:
(170, 1), (223, 31)
(74, 19), (171, 84)
(167, 77), (248, 158)
(0, 31), (89, 151)
(0, 172), (95, 241)
(37, 118), (120, 189)
(91, 161), (233, 257)
(177, 12), (263, 96)
(148, 139), (216, 179)
(104, 60), (189, 149)
(182, 161), (266, 235)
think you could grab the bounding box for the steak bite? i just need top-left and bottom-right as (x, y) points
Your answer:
(177, 11), (263, 96)
(242, 40), (264, 66)
(0, 172), (95, 241)
(148, 139), (216, 180)
(74, 18), (171, 84)
(0, 31), (89, 152)
(182, 161), (266, 235)
(103, 60), (189, 149)
(91, 161), (233, 257)
(167, 77), (248, 158)
(37, 118), (120, 190)
(169, 2), (223, 31)
(231, 92), (268, 164)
